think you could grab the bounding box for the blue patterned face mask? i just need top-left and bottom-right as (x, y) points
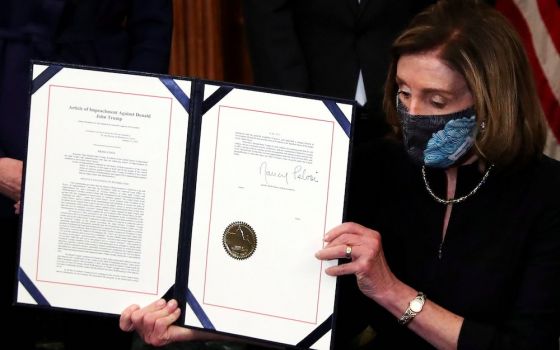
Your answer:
(396, 97), (477, 168)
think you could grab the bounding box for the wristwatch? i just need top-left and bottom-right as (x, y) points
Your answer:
(398, 292), (426, 326)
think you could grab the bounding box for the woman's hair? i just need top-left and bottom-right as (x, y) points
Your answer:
(383, 0), (547, 166)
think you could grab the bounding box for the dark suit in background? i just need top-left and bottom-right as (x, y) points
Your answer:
(0, 0), (172, 217)
(0, 1), (172, 348)
(243, 0), (435, 142)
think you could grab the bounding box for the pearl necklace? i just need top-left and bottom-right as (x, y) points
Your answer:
(421, 164), (494, 205)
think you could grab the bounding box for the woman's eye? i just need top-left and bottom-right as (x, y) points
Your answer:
(397, 90), (411, 99)
(430, 97), (446, 109)
(431, 101), (445, 108)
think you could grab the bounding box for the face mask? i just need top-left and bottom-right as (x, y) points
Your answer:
(396, 97), (478, 168)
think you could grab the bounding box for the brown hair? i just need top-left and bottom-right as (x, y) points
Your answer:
(383, 0), (547, 166)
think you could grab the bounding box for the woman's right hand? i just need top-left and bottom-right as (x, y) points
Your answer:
(120, 299), (199, 347)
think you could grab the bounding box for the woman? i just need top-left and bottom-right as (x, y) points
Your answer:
(120, 1), (560, 348)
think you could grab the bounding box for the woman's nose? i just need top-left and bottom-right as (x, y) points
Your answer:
(407, 98), (423, 115)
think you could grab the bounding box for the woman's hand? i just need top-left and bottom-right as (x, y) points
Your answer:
(315, 222), (398, 301)
(120, 299), (198, 347)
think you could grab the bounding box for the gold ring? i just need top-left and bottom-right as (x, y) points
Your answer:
(345, 245), (352, 259)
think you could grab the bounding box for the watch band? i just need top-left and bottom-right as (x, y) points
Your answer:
(398, 292), (426, 326)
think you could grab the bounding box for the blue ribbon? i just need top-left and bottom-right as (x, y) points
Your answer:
(296, 314), (333, 348)
(186, 288), (215, 330)
(31, 65), (63, 94)
(160, 78), (190, 113)
(18, 267), (50, 306)
(201, 86), (233, 116)
(323, 101), (351, 137)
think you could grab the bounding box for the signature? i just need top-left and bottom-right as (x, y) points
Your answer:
(293, 165), (319, 183)
(260, 162), (288, 185)
(259, 162), (319, 185)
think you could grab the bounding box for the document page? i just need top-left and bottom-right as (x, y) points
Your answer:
(17, 64), (190, 314)
(185, 85), (352, 349)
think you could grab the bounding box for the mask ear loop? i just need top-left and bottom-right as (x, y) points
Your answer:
(474, 119), (489, 162)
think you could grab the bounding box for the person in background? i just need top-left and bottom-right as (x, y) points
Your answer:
(121, 0), (560, 348)
(242, 0), (435, 144)
(0, 1), (172, 348)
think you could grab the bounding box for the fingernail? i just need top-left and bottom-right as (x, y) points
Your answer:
(167, 299), (177, 308)
(156, 299), (166, 307)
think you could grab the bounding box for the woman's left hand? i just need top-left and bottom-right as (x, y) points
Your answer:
(315, 222), (398, 301)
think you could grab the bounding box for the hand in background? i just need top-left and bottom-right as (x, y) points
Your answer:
(120, 299), (200, 347)
(0, 158), (23, 201)
(120, 299), (236, 347)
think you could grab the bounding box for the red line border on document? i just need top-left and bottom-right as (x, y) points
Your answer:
(201, 105), (335, 325)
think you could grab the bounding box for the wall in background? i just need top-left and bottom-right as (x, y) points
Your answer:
(169, 0), (253, 84)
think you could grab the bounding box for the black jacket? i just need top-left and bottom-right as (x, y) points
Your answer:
(342, 139), (560, 349)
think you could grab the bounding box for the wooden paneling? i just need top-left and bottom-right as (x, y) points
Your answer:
(170, 0), (252, 84)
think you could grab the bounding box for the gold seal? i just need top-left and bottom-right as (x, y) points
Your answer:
(223, 221), (257, 260)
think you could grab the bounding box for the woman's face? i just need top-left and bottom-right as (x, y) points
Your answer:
(396, 50), (474, 115)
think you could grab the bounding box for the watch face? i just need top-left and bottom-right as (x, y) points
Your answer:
(410, 299), (423, 313)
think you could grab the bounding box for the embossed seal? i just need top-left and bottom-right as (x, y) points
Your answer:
(223, 221), (257, 260)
